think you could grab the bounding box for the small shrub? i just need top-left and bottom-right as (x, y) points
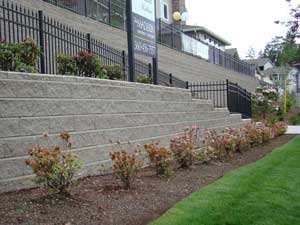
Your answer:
(0, 43), (19, 71)
(269, 122), (287, 137)
(286, 92), (296, 112)
(56, 54), (77, 75)
(252, 86), (278, 120)
(25, 132), (81, 193)
(290, 115), (300, 125)
(144, 142), (173, 176)
(15, 62), (37, 73)
(203, 129), (225, 160)
(244, 123), (263, 147)
(136, 74), (152, 84)
(170, 126), (199, 168)
(261, 126), (273, 143)
(223, 127), (250, 153)
(74, 51), (102, 77)
(267, 117), (278, 125)
(18, 38), (40, 66)
(0, 38), (39, 72)
(110, 149), (142, 189)
(278, 114), (285, 122)
(102, 64), (124, 80)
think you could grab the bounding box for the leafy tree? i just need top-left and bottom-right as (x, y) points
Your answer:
(262, 37), (284, 66)
(279, 41), (298, 66)
(245, 46), (257, 59)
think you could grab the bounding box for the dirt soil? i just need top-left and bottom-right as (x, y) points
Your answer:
(0, 135), (295, 225)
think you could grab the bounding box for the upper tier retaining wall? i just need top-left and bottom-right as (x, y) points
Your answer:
(11, 0), (260, 92)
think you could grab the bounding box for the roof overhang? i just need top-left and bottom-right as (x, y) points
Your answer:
(183, 26), (231, 46)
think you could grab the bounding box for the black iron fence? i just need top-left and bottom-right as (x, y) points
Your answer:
(42, 0), (255, 76)
(44, 0), (126, 30)
(0, 0), (185, 87)
(188, 80), (252, 118)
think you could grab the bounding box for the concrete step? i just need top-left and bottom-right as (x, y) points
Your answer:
(0, 109), (230, 139)
(0, 98), (214, 118)
(0, 71), (190, 93)
(0, 77), (193, 102)
(0, 116), (245, 180)
(0, 120), (250, 193)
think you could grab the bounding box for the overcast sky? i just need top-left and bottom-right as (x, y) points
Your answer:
(186, 0), (297, 59)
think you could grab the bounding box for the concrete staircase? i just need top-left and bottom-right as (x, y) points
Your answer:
(0, 71), (250, 193)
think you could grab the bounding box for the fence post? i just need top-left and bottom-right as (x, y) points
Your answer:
(169, 73), (173, 85)
(158, 18), (162, 43)
(226, 79), (229, 110)
(122, 50), (126, 80)
(171, 23), (174, 48)
(108, 0), (112, 25)
(249, 92), (252, 118)
(148, 63), (152, 77)
(212, 47), (216, 64)
(38, 10), (46, 74)
(84, 0), (88, 17)
(152, 57), (158, 85)
(87, 33), (91, 53)
(186, 81), (189, 89)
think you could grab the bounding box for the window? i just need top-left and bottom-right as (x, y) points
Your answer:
(160, 2), (168, 20)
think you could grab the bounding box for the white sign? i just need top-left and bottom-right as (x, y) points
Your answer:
(132, 0), (155, 22)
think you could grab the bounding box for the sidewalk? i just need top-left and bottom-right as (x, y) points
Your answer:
(286, 126), (300, 134)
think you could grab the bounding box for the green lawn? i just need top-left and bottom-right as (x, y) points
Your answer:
(150, 136), (300, 225)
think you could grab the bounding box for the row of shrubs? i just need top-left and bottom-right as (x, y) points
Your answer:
(57, 51), (152, 83)
(25, 121), (287, 193)
(0, 38), (152, 84)
(202, 122), (287, 161)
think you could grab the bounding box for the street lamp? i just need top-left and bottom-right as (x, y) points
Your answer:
(173, 11), (189, 22)
(172, 11), (189, 30)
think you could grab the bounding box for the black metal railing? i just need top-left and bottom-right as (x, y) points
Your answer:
(42, 0), (255, 76)
(44, 0), (126, 30)
(0, 0), (185, 87)
(188, 80), (252, 118)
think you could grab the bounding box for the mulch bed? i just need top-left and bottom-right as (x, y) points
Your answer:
(0, 134), (295, 225)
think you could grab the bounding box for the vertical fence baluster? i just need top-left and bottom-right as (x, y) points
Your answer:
(38, 10), (45, 74)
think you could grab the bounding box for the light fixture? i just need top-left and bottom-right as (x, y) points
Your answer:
(173, 11), (189, 22)
(181, 12), (189, 22)
(173, 11), (181, 21)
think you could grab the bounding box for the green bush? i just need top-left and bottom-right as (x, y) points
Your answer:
(286, 92), (296, 112)
(0, 38), (39, 72)
(16, 62), (37, 73)
(25, 132), (82, 194)
(19, 38), (40, 66)
(74, 51), (102, 77)
(136, 74), (152, 84)
(278, 114), (285, 121)
(252, 86), (279, 120)
(267, 117), (278, 125)
(56, 52), (105, 78)
(102, 64), (124, 80)
(57, 54), (77, 75)
(0, 43), (18, 71)
(290, 115), (300, 125)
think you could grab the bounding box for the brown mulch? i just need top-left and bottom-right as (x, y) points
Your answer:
(0, 134), (295, 225)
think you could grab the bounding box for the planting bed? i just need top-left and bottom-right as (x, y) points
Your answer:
(0, 134), (295, 225)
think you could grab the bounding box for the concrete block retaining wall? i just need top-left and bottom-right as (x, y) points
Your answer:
(0, 71), (250, 193)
